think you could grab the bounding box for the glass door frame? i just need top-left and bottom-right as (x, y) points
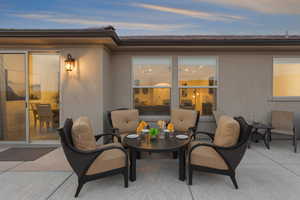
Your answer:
(0, 50), (61, 144)
(28, 52), (61, 144)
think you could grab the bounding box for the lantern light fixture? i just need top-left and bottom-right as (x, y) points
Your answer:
(65, 54), (75, 71)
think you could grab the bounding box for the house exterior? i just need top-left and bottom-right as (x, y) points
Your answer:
(0, 26), (300, 144)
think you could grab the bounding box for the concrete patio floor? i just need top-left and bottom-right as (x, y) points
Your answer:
(0, 140), (300, 200)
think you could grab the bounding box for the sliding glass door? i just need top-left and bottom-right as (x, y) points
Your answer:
(29, 53), (60, 141)
(0, 53), (27, 141)
(0, 52), (60, 143)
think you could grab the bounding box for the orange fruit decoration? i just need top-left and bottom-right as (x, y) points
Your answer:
(167, 123), (174, 132)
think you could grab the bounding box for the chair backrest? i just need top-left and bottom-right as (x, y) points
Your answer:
(213, 115), (240, 147)
(107, 108), (130, 128)
(170, 109), (199, 132)
(271, 111), (294, 131)
(225, 116), (252, 170)
(36, 103), (53, 118)
(30, 103), (38, 115)
(30, 103), (37, 110)
(58, 118), (74, 147)
(234, 116), (252, 146)
(58, 119), (89, 177)
(109, 109), (139, 133)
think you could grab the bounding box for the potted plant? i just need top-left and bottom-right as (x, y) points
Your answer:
(149, 128), (159, 140)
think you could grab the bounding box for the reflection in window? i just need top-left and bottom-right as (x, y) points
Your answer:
(133, 88), (170, 115)
(29, 54), (60, 140)
(132, 57), (172, 115)
(180, 88), (216, 115)
(179, 56), (218, 115)
(179, 57), (217, 87)
(273, 58), (300, 97)
(132, 57), (171, 87)
(0, 53), (26, 141)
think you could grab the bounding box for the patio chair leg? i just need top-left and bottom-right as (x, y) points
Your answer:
(294, 134), (297, 153)
(230, 174), (238, 189)
(75, 180), (84, 198)
(188, 165), (193, 185)
(123, 168), (128, 188)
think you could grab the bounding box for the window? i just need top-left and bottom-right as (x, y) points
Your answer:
(132, 57), (171, 115)
(178, 57), (218, 115)
(273, 58), (300, 98)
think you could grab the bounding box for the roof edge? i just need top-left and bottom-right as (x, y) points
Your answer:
(0, 26), (121, 44)
(1, 27), (300, 46)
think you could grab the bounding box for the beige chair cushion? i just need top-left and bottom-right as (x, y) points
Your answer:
(171, 109), (198, 132)
(271, 111), (294, 131)
(71, 117), (97, 151)
(86, 143), (126, 175)
(213, 115), (240, 147)
(190, 141), (228, 170)
(111, 109), (139, 133)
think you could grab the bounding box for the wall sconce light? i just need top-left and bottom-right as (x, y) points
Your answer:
(64, 54), (75, 71)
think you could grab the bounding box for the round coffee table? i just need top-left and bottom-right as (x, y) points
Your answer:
(123, 132), (191, 182)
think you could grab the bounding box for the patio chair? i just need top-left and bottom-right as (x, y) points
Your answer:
(169, 108), (199, 158)
(188, 116), (251, 188)
(106, 108), (140, 143)
(30, 103), (38, 127)
(170, 108), (199, 134)
(271, 111), (297, 153)
(58, 117), (128, 198)
(36, 103), (53, 130)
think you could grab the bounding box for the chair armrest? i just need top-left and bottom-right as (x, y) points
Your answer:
(188, 142), (247, 171)
(104, 128), (119, 133)
(94, 133), (121, 143)
(188, 126), (197, 134)
(192, 131), (214, 141)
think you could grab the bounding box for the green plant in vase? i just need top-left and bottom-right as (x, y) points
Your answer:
(149, 128), (159, 139)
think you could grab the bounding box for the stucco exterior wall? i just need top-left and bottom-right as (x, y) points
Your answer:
(102, 48), (113, 129)
(60, 47), (105, 133)
(111, 50), (300, 134)
(1, 45), (300, 141)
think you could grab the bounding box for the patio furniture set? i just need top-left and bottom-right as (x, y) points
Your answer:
(58, 108), (253, 197)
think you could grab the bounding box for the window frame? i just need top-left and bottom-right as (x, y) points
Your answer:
(130, 56), (219, 118)
(178, 56), (219, 115)
(131, 56), (173, 116)
(272, 56), (300, 102)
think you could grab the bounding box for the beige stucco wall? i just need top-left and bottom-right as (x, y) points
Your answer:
(110, 50), (300, 134)
(1, 45), (300, 140)
(102, 48), (113, 128)
(60, 47), (104, 133)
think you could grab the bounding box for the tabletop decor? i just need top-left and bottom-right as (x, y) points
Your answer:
(157, 120), (166, 129)
(136, 120), (148, 133)
(167, 123), (174, 132)
(149, 128), (159, 138)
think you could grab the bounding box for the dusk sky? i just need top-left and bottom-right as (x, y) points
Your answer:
(0, 0), (300, 35)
